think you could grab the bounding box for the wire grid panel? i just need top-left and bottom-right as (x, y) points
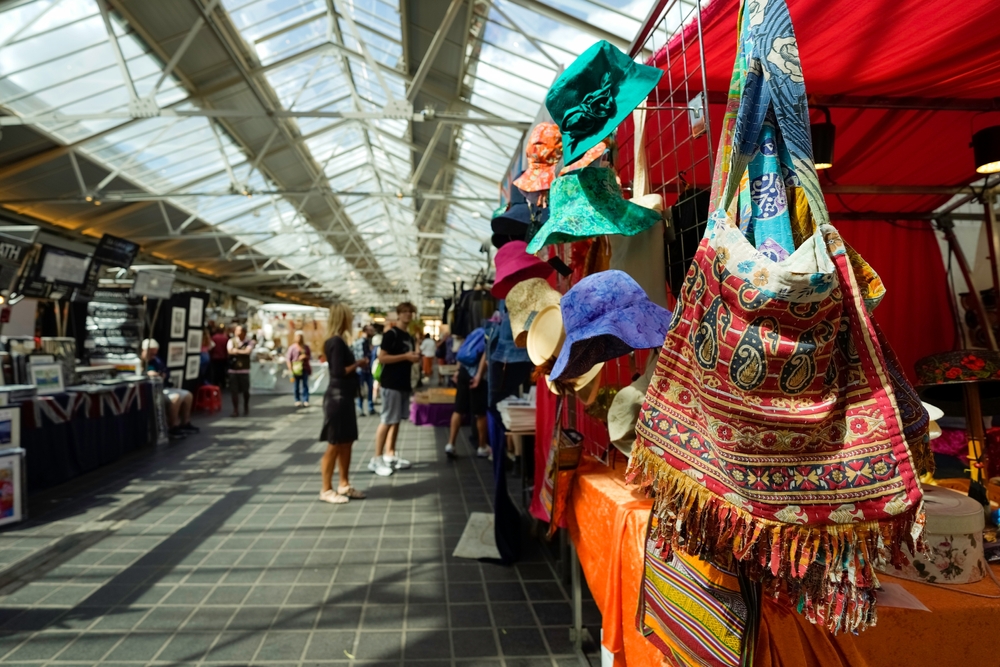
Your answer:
(617, 0), (714, 300)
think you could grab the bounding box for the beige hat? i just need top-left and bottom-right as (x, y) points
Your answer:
(526, 304), (565, 366)
(546, 361), (605, 402)
(928, 420), (942, 441)
(607, 356), (656, 455)
(922, 401), (944, 422)
(507, 278), (561, 348)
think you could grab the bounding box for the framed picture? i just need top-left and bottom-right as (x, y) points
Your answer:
(0, 451), (24, 527)
(29, 363), (64, 395)
(185, 355), (201, 381)
(170, 307), (186, 339)
(166, 342), (186, 368)
(0, 408), (20, 449)
(189, 297), (204, 328)
(187, 329), (202, 353)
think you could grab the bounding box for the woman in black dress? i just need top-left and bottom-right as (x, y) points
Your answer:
(319, 303), (368, 504)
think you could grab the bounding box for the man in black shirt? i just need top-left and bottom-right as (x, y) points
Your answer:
(368, 302), (419, 477)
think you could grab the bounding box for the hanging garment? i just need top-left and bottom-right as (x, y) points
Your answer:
(627, 0), (923, 638)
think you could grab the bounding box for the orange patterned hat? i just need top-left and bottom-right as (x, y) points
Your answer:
(513, 122), (562, 193)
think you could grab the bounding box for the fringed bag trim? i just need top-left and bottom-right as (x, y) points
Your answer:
(627, 445), (924, 634)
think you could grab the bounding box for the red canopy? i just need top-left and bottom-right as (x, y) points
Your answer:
(624, 0), (1000, 378)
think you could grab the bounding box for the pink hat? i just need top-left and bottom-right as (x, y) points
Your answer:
(491, 241), (554, 299)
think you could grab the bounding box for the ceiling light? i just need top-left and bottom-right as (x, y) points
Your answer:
(972, 126), (1000, 174)
(811, 107), (835, 171)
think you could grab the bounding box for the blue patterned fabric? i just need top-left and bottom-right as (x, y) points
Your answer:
(525, 167), (662, 254)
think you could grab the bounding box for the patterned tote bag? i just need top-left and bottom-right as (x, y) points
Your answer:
(627, 0), (924, 639)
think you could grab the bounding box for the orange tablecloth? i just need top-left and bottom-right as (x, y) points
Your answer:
(568, 457), (1000, 667)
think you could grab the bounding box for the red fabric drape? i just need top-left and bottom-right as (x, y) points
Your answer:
(836, 220), (954, 381)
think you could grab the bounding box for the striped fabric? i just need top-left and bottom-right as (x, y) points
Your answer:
(638, 519), (746, 667)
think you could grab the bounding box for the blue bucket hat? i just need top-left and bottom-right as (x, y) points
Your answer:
(550, 270), (672, 381)
(492, 202), (549, 237)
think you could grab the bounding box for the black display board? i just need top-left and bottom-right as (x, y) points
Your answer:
(150, 290), (208, 392)
(74, 286), (144, 364)
(0, 235), (33, 294)
(93, 233), (139, 268)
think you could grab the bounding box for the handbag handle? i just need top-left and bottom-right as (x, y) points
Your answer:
(714, 0), (830, 230)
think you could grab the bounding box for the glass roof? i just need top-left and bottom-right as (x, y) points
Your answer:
(0, 0), (648, 308)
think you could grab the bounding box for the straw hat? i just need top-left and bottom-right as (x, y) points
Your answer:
(506, 278), (560, 348)
(526, 304), (565, 367)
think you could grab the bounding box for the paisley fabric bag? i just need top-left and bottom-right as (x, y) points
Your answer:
(627, 0), (923, 636)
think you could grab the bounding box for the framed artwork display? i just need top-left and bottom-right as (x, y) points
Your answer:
(185, 355), (201, 381)
(29, 363), (64, 395)
(0, 450), (24, 527)
(187, 329), (201, 353)
(166, 342), (186, 368)
(189, 297), (204, 328)
(170, 307), (186, 339)
(0, 408), (20, 449)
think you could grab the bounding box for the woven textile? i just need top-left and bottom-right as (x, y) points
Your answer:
(627, 0), (923, 636)
(639, 517), (747, 667)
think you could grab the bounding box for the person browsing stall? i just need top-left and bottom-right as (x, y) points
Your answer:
(368, 302), (418, 477)
(318, 304), (367, 504)
(445, 328), (489, 458)
(420, 333), (436, 379)
(352, 326), (375, 416)
(210, 324), (230, 388)
(142, 338), (198, 440)
(227, 325), (255, 417)
(286, 331), (312, 408)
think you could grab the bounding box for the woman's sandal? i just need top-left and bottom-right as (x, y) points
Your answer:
(337, 486), (367, 499)
(319, 489), (349, 504)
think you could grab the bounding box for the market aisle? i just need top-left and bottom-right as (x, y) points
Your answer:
(0, 397), (593, 666)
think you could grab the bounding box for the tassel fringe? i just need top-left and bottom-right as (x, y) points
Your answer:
(626, 445), (924, 635)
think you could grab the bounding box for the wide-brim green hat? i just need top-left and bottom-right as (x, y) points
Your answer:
(525, 167), (662, 253)
(546, 40), (663, 165)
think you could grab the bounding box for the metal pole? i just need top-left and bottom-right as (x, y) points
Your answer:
(981, 188), (1000, 310)
(938, 218), (999, 351)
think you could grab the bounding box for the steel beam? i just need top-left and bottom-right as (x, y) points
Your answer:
(406, 0), (465, 103)
(0, 109), (530, 126)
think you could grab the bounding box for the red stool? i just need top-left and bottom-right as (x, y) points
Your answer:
(194, 385), (222, 413)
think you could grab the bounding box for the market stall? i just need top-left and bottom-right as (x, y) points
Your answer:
(569, 458), (1000, 667)
(248, 304), (330, 395)
(480, 0), (1000, 663)
(19, 379), (154, 493)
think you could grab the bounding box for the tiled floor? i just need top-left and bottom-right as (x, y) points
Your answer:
(0, 395), (598, 666)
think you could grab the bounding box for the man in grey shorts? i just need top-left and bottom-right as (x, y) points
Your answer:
(368, 302), (419, 477)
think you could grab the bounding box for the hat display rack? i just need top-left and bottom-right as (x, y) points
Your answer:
(490, 0), (721, 470)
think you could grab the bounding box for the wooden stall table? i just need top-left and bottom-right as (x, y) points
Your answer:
(568, 457), (1000, 667)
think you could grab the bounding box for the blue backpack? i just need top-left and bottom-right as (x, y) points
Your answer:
(456, 327), (486, 373)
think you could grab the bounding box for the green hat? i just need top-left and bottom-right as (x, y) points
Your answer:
(545, 40), (663, 165)
(525, 167), (662, 253)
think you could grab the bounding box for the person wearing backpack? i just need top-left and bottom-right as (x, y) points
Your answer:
(352, 326), (375, 416)
(445, 327), (489, 459)
(286, 331), (312, 407)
